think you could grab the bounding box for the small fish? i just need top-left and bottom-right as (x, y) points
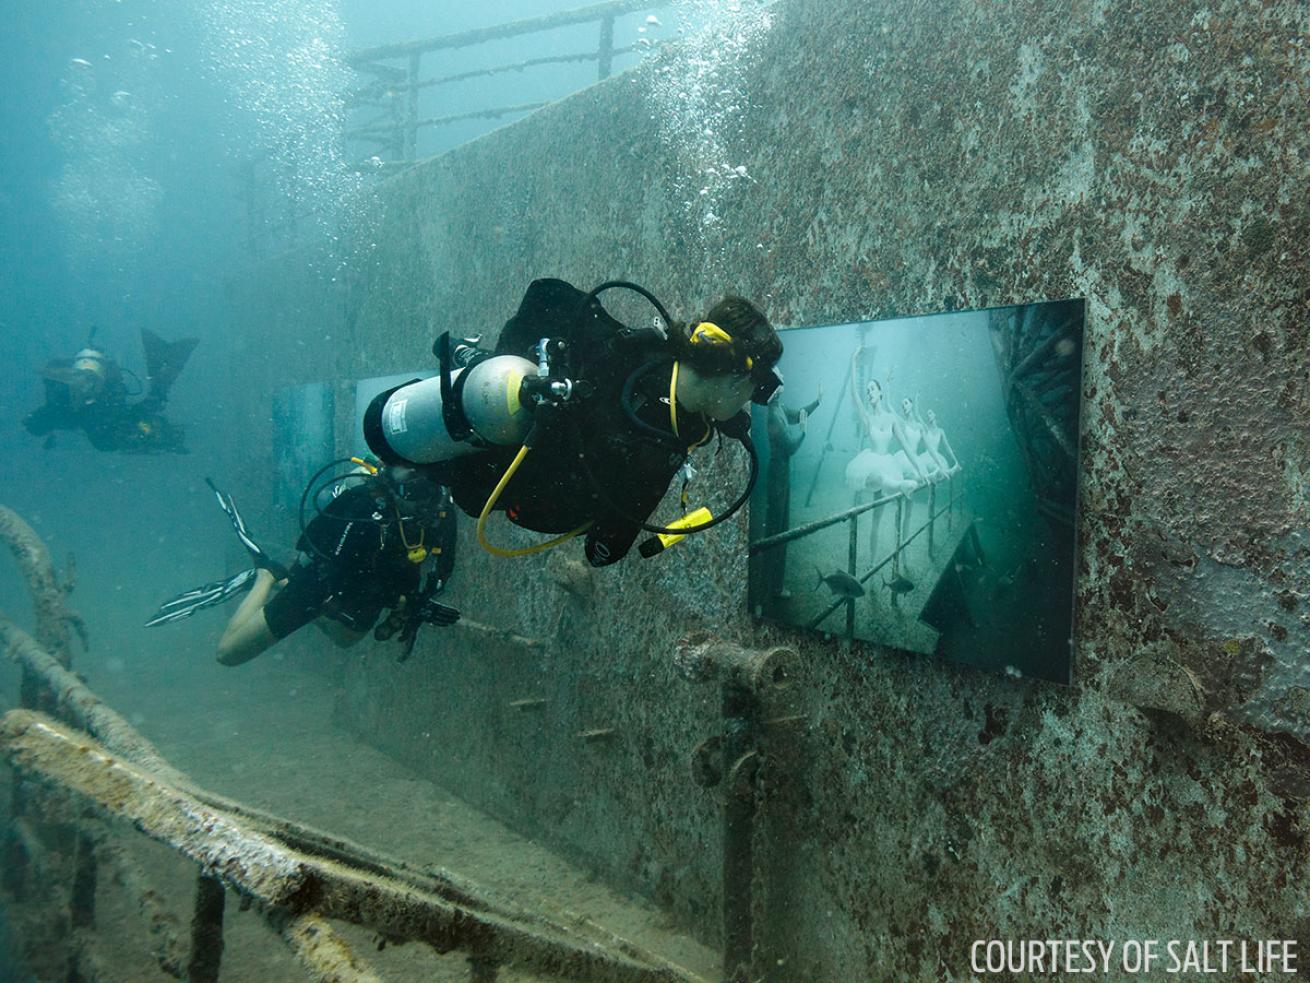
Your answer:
(883, 574), (915, 595)
(815, 566), (865, 599)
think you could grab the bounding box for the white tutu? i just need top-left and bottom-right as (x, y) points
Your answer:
(845, 450), (917, 495)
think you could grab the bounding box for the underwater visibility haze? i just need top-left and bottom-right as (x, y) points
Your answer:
(6, 0), (1300, 980)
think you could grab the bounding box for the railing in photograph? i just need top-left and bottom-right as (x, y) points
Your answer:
(344, 0), (673, 163)
(749, 475), (963, 638)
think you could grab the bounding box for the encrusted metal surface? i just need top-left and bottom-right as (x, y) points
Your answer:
(224, 0), (1310, 977)
(0, 708), (709, 983)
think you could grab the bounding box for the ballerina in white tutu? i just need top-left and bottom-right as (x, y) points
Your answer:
(844, 346), (927, 564)
(918, 407), (961, 480)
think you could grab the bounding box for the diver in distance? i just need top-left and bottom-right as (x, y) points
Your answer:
(147, 459), (459, 664)
(363, 278), (784, 567)
(23, 327), (197, 454)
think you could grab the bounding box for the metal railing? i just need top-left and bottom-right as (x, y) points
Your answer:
(750, 475), (964, 638)
(0, 505), (706, 983)
(344, 0), (673, 163)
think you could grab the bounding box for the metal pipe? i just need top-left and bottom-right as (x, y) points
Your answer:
(893, 498), (904, 578)
(0, 505), (79, 666)
(410, 47), (643, 91)
(720, 709), (757, 980)
(675, 635), (791, 983)
(455, 618), (547, 651)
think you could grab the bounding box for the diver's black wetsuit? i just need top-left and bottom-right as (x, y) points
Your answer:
(23, 330), (196, 454)
(264, 483), (456, 639)
(23, 377), (185, 453)
(445, 279), (719, 567)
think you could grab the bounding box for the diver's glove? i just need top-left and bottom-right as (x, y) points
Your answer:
(375, 595), (460, 662)
(416, 598), (460, 627)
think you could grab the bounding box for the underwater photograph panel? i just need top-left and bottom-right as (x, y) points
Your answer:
(271, 381), (335, 514)
(748, 300), (1085, 684)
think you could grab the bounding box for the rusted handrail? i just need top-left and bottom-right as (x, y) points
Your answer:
(0, 709), (706, 983)
(0, 506), (81, 666)
(343, 0), (670, 162)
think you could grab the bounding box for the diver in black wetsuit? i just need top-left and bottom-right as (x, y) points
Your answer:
(218, 465), (458, 665)
(147, 462), (459, 665)
(761, 388), (822, 606)
(364, 279), (784, 567)
(23, 328), (198, 454)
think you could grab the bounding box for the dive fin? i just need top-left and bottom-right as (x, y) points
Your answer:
(205, 478), (289, 579)
(141, 328), (198, 404)
(145, 568), (257, 627)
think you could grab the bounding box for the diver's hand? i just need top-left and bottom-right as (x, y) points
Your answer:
(418, 598), (460, 627)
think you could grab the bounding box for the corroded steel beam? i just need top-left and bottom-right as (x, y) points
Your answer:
(0, 710), (708, 983)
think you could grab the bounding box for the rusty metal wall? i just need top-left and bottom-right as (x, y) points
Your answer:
(229, 0), (1310, 977)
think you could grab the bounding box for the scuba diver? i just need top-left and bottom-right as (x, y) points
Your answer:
(146, 459), (459, 665)
(362, 278), (784, 567)
(23, 327), (198, 454)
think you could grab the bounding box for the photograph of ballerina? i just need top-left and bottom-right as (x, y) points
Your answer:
(748, 299), (1084, 683)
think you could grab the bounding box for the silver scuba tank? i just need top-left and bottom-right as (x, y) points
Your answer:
(365, 354), (535, 465)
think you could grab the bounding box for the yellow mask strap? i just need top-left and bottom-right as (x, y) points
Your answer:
(690, 321), (732, 346)
(689, 321), (753, 371)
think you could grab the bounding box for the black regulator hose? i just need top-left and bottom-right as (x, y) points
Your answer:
(297, 457), (408, 562)
(574, 423), (759, 537)
(578, 280), (677, 336)
(576, 281), (757, 537)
